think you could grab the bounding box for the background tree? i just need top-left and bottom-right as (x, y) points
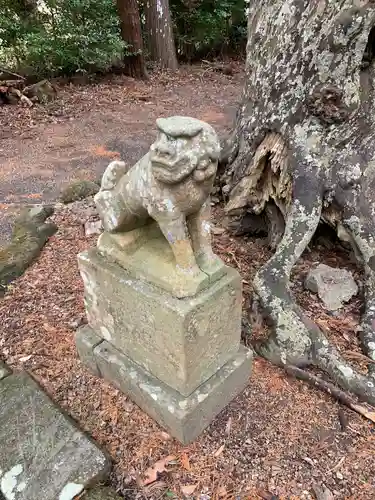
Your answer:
(171, 0), (247, 61)
(0, 0), (125, 77)
(116, 0), (147, 78)
(0, 0), (247, 78)
(144, 0), (178, 70)
(221, 0), (375, 404)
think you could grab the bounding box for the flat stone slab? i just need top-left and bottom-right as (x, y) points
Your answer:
(0, 372), (110, 500)
(78, 326), (253, 444)
(78, 249), (242, 397)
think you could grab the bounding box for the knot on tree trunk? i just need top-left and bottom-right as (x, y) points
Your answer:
(306, 84), (350, 125)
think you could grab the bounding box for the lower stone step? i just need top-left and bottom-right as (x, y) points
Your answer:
(0, 371), (110, 500)
(77, 325), (253, 444)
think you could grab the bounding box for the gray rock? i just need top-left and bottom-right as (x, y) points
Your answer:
(0, 372), (110, 500)
(305, 264), (358, 310)
(60, 181), (99, 204)
(62, 198), (98, 223)
(84, 220), (103, 237)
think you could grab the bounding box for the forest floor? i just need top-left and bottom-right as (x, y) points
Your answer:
(0, 64), (374, 499)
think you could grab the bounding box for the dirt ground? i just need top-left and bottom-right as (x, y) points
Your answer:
(0, 66), (238, 243)
(0, 65), (374, 499)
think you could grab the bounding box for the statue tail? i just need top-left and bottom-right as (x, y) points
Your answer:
(100, 160), (129, 191)
(95, 160), (129, 232)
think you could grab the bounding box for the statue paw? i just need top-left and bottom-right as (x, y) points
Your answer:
(196, 252), (226, 282)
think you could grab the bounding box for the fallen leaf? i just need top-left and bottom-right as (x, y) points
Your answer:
(91, 145), (121, 158)
(216, 485), (227, 497)
(214, 444), (225, 457)
(180, 452), (191, 471)
(25, 193), (42, 199)
(180, 484), (197, 496)
(302, 456), (314, 466)
(225, 416), (232, 436)
(140, 455), (177, 486)
(19, 355), (32, 362)
(212, 226), (225, 235)
(143, 481), (167, 495)
(158, 431), (172, 440)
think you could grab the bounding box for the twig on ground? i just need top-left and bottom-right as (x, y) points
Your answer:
(345, 350), (375, 364)
(285, 364), (375, 424)
(0, 66), (25, 80)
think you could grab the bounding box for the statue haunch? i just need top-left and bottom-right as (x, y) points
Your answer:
(94, 116), (224, 285)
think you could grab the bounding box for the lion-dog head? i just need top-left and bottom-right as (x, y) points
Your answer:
(149, 116), (221, 185)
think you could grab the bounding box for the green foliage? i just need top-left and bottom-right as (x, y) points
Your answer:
(0, 0), (246, 78)
(0, 0), (125, 77)
(170, 0), (247, 61)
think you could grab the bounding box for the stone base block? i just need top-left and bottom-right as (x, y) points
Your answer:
(78, 249), (242, 397)
(77, 326), (253, 444)
(76, 325), (103, 376)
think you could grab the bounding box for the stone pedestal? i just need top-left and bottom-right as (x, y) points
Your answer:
(76, 249), (252, 443)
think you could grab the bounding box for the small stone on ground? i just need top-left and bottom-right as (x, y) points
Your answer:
(305, 263), (358, 310)
(84, 220), (102, 237)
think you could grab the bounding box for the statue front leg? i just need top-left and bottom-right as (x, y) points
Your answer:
(157, 215), (201, 274)
(187, 201), (226, 281)
(157, 215), (209, 296)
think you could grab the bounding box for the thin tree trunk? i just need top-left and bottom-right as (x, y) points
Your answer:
(144, 0), (178, 70)
(116, 0), (147, 79)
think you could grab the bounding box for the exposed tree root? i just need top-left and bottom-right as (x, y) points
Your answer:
(221, 1), (375, 406)
(285, 365), (375, 424)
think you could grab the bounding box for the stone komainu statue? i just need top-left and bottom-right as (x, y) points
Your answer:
(94, 116), (225, 296)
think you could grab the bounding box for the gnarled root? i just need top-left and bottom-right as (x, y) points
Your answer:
(253, 186), (375, 405)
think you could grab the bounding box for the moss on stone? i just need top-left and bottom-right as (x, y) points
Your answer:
(83, 487), (122, 500)
(0, 205), (57, 290)
(60, 180), (100, 204)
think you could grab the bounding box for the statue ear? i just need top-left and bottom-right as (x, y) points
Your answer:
(193, 160), (217, 182)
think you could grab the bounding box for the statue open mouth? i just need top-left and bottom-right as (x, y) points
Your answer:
(151, 157), (177, 170)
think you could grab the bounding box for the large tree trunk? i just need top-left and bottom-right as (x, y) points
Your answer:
(221, 0), (375, 404)
(116, 0), (148, 79)
(144, 0), (178, 70)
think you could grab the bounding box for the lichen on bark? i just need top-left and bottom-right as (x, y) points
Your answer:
(221, 0), (375, 404)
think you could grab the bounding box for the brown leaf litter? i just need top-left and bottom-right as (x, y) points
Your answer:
(0, 203), (374, 499)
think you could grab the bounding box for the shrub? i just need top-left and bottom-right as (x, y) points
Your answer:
(0, 0), (126, 77)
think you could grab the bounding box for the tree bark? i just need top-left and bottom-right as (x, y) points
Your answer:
(116, 0), (148, 79)
(144, 0), (178, 70)
(221, 0), (375, 405)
